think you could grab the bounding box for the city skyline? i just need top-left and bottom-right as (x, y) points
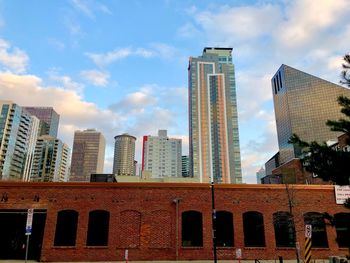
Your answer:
(0, 0), (349, 183)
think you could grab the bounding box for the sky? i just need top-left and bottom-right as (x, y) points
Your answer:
(0, 0), (349, 183)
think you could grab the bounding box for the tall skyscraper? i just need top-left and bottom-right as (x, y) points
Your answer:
(272, 64), (350, 165)
(188, 47), (242, 184)
(70, 129), (106, 182)
(181, 155), (190, 177)
(31, 135), (70, 182)
(0, 101), (33, 181)
(24, 107), (60, 137)
(113, 134), (136, 176)
(142, 130), (182, 178)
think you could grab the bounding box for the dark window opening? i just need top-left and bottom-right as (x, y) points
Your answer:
(86, 210), (110, 246)
(273, 212), (296, 247)
(54, 210), (78, 246)
(304, 212), (328, 248)
(182, 210), (203, 247)
(278, 71), (283, 89)
(334, 213), (350, 248)
(273, 78), (277, 94)
(216, 211), (234, 247)
(243, 211), (265, 247)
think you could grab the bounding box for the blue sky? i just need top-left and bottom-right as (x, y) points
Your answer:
(0, 0), (349, 183)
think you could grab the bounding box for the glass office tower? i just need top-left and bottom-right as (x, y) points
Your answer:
(24, 107), (60, 137)
(273, 64), (350, 164)
(188, 47), (242, 184)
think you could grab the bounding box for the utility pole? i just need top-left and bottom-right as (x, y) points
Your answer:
(211, 181), (217, 263)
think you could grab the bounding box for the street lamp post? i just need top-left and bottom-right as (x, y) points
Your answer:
(211, 181), (217, 263)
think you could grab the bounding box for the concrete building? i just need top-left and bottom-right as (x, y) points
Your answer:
(23, 106), (60, 137)
(272, 64), (350, 164)
(0, 101), (33, 181)
(70, 129), (105, 182)
(188, 47), (242, 184)
(142, 130), (182, 178)
(30, 135), (70, 182)
(113, 133), (136, 176)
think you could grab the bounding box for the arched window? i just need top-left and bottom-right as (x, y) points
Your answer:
(334, 213), (350, 248)
(304, 212), (328, 248)
(119, 210), (141, 248)
(273, 211), (295, 247)
(182, 210), (203, 247)
(54, 210), (78, 246)
(86, 210), (110, 246)
(216, 211), (234, 247)
(150, 210), (171, 248)
(243, 211), (265, 247)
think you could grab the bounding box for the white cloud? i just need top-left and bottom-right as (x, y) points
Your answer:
(80, 69), (110, 86)
(85, 47), (154, 67)
(49, 73), (85, 94)
(0, 39), (29, 73)
(70, 0), (112, 18)
(48, 38), (65, 50)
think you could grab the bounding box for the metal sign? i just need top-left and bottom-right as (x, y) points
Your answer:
(25, 209), (33, 235)
(305, 224), (312, 238)
(124, 249), (128, 260)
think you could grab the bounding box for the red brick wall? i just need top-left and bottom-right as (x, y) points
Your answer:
(0, 182), (348, 261)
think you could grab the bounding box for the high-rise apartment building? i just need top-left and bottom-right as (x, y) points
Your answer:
(113, 134), (136, 176)
(70, 129), (105, 182)
(0, 101), (33, 181)
(142, 130), (182, 178)
(272, 64), (350, 165)
(31, 135), (70, 182)
(24, 107), (60, 137)
(188, 47), (242, 183)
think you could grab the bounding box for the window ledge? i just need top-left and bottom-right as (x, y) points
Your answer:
(181, 246), (204, 249)
(217, 246), (234, 250)
(85, 246), (109, 249)
(52, 246), (76, 249)
(244, 247), (266, 250)
(275, 247), (296, 250)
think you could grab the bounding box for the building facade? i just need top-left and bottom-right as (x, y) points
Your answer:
(189, 47), (242, 183)
(31, 135), (70, 182)
(0, 101), (33, 181)
(70, 129), (105, 182)
(181, 155), (189, 177)
(142, 130), (182, 178)
(272, 65), (350, 165)
(23, 107), (60, 137)
(0, 182), (348, 262)
(256, 167), (266, 184)
(113, 133), (136, 176)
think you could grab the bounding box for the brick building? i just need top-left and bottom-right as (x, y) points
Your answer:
(0, 182), (349, 261)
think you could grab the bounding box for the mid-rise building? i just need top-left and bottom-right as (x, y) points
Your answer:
(188, 47), (242, 183)
(30, 135), (70, 182)
(24, 107), (60, 137)
(113, 133), (136, 176)
(70, 129), (105, 182)
(256, 167), (266, 184)
(0, 101), (33, 181)
(142, 130), (182, 178)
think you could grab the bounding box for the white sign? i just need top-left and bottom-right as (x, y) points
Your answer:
(335, 185), (350, 204)
(124, 249), (128, 260)
(26, 208), (34, 235)
(305, 224), (312, 238)
(236, 248), (242, 259)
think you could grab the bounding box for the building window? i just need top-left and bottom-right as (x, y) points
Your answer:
(54, 210), (78, 246)
(86, 210), (110, 246)
(304, 212), (328, 248)
(216, 211), (234, 247)
(243, 211), (265, 247)
(119, 210), (141, 248)
(273, 211), (295, 247)
(334, 213), (350, 248)
(182, 210), (203, 247)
